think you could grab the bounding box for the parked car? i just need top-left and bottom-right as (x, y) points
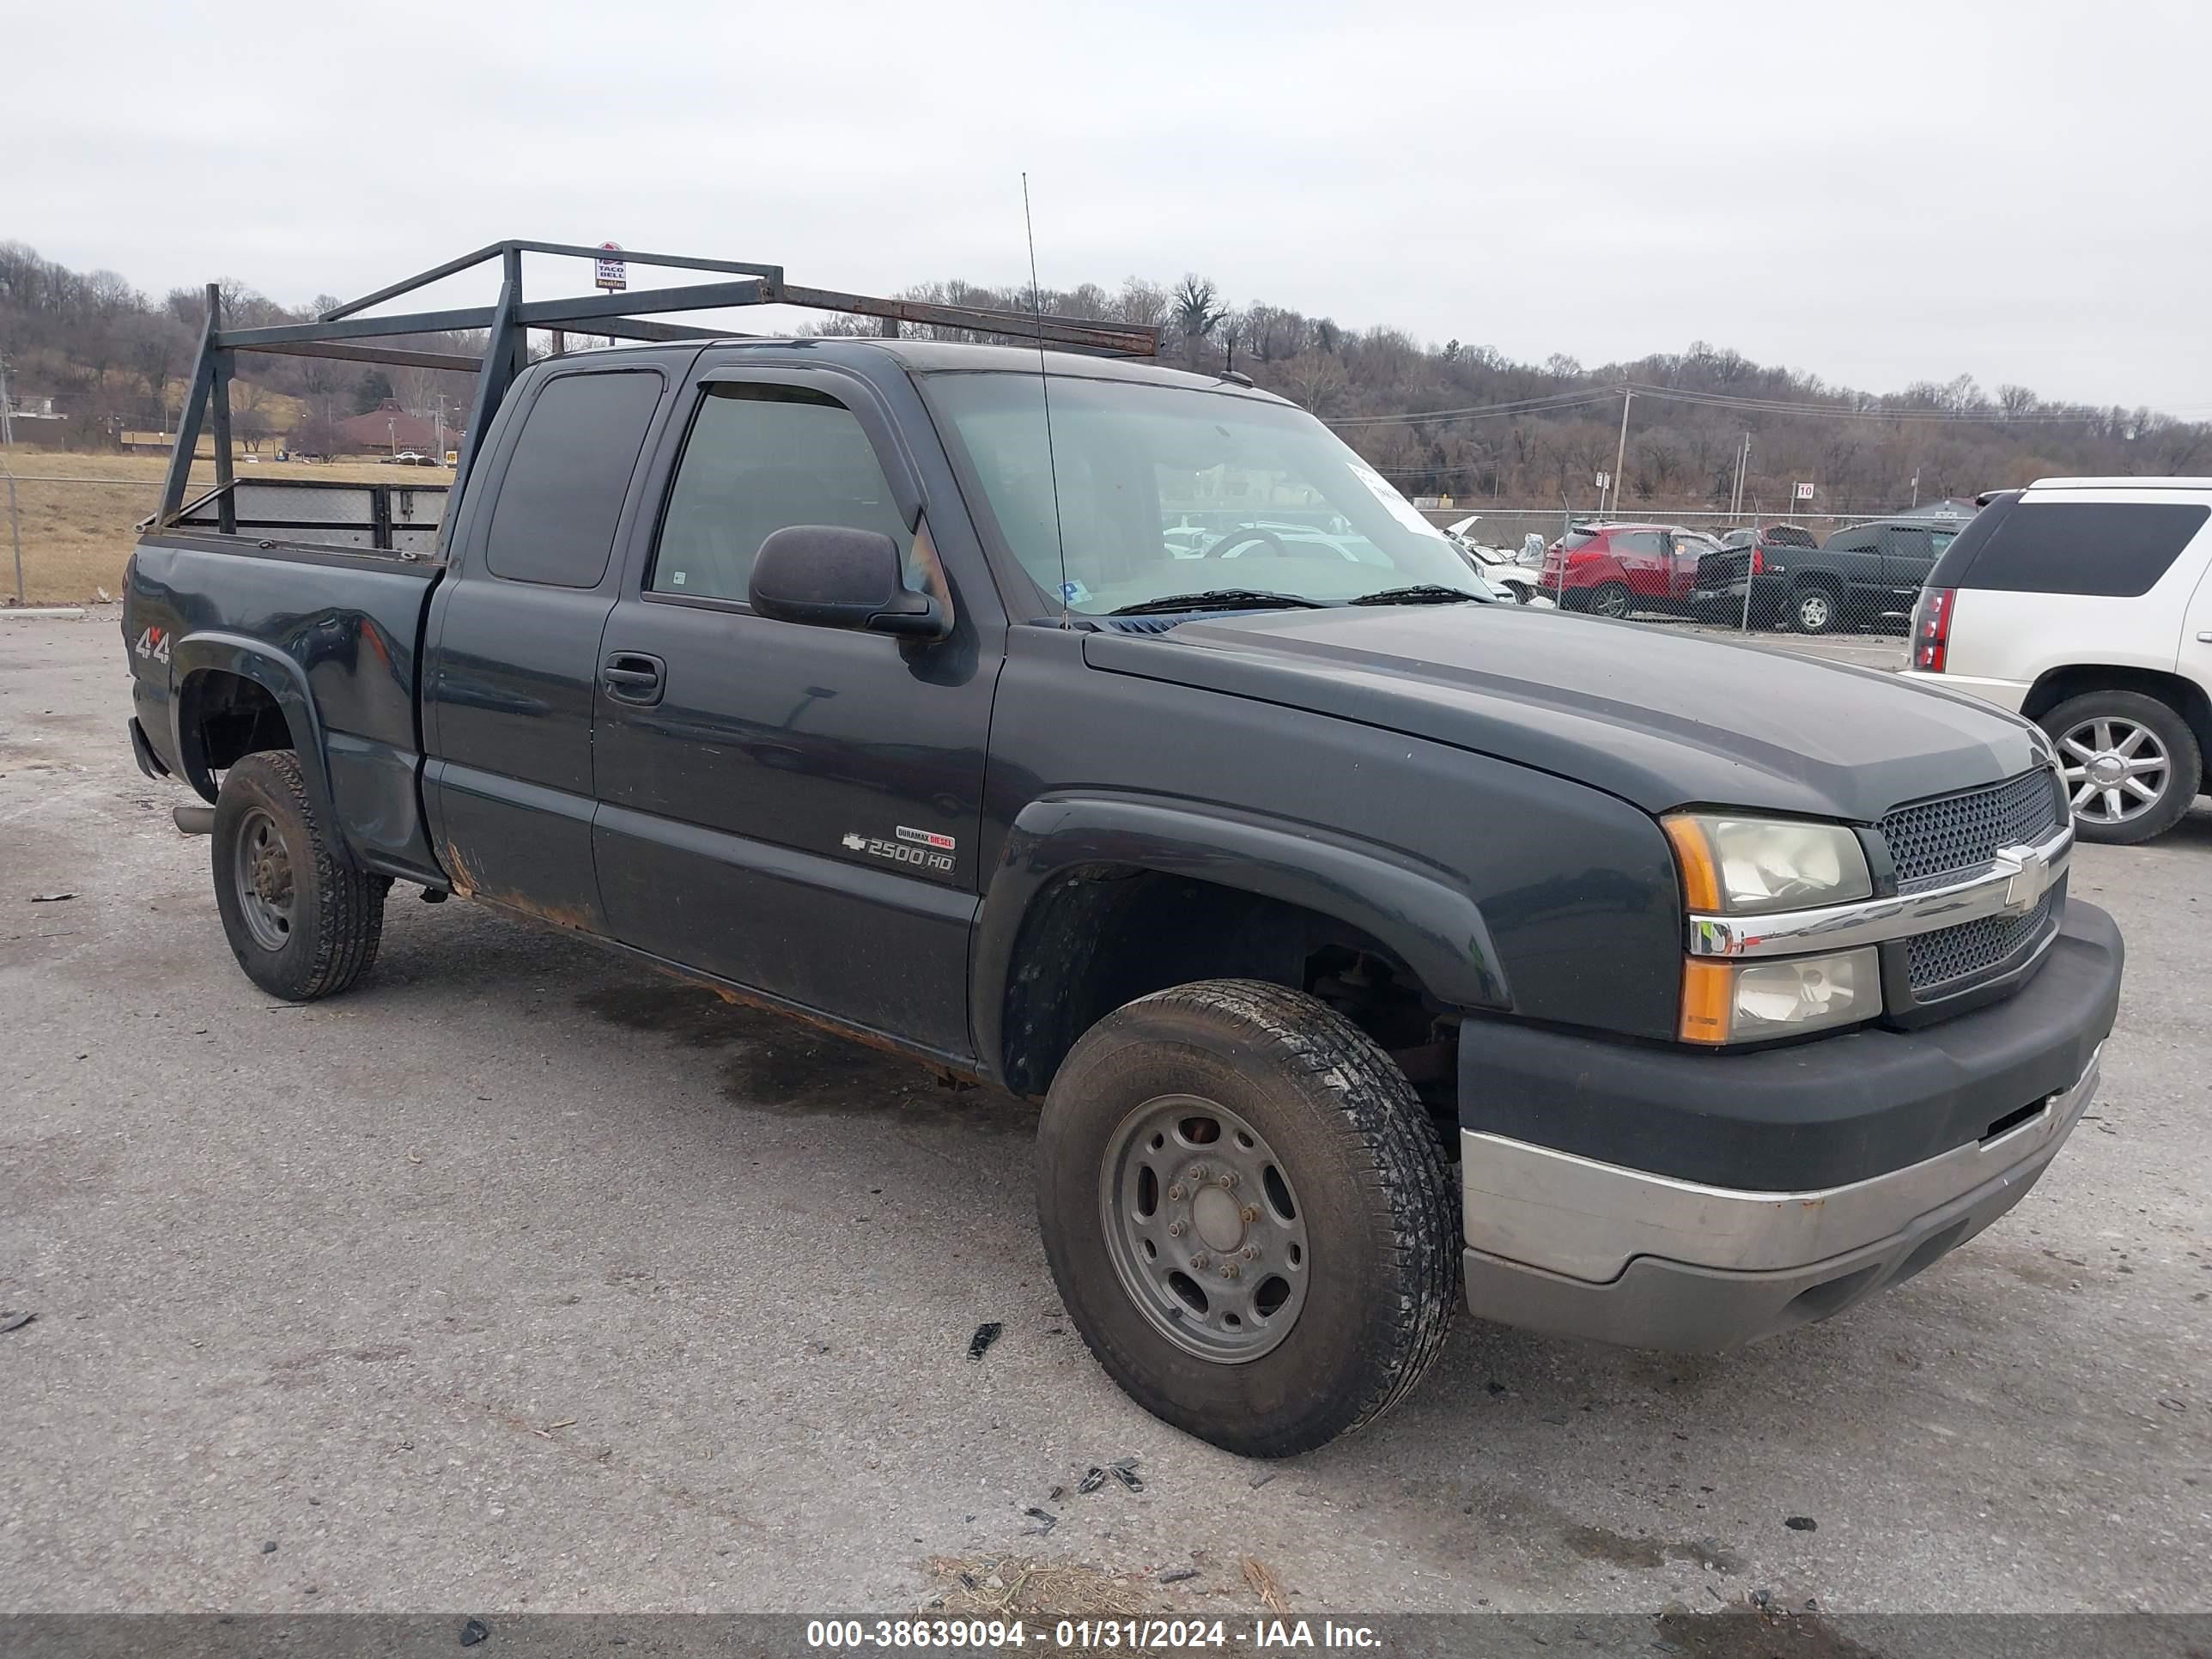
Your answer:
(1720, 525), (1819, 550)
(1445, 517), (1549, 604)
(1901, 477), (2212, 842)
(1538, 522), (1711, 617)
(125, 322), (2121, 1457)
(1698, 519), (1965, 634)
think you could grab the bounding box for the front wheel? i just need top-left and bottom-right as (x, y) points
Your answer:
(1036, 980), (1458, 1458)
(211, 750), (387, 1000)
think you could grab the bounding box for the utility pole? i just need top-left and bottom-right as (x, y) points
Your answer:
(1609, 387), (1632, 518)
(0, 345), (15, 447)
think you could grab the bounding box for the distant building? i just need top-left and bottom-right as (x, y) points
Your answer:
(322, 399), (461, 458)
(2, 392), (70, 447)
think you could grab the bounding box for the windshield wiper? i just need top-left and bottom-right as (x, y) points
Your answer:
(1108, 589), (1330, 617)
(1347, 585), (1486, 606)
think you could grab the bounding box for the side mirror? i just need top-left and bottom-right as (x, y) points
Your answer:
(747, 525), (950, 640)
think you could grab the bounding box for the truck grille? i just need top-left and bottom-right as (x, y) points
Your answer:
(1878, 769), (2065, 892)
(1906, 892), (2056, 994)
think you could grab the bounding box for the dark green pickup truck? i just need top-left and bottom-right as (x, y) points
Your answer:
(122, 245), (2121, 1455)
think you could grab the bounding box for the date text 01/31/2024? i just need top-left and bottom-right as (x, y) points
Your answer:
(803, 1618), (1382, 1650)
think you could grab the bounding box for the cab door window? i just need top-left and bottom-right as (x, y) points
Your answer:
(650, 385), (908, 603)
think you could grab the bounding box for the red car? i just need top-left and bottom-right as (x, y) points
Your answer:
(1538, 522), (1717, 618)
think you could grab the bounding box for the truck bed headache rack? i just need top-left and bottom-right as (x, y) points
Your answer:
(158, 237), (1161, 533)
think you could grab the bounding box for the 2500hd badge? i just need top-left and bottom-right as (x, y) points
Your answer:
(842, 826), (957, 873)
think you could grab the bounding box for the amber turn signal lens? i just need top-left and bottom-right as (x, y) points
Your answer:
(1679, 959), (1735, 1044)
(1662, 816), (1723, 913)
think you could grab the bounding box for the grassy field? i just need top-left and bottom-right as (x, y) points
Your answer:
(0, 452), (455, 604)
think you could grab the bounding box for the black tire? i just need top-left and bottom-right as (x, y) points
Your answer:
(211, 750), (387, 1000)
(2039, 690), (2201, 845)
(1790, 581), (1842, 635)
(1036, 979), (1458, 1458)
(1589, 581), (1632, 620)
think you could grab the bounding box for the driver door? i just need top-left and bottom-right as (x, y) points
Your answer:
(588, 368), (998, 1055)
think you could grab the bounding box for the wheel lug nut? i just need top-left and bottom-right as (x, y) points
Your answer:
(1220, 1263), (1240, 1279)
(1220, 1170), (1239, 1188)
(1187, 1164), (1207, 1181)
(1167, 1184), (1185, 1201)
(1240, 1205), (1259, 1224)
(1241, 1245), (1259, 1261)
(1166, 1220), (1186, 1237)
(1189, 1253), (1209, 1270)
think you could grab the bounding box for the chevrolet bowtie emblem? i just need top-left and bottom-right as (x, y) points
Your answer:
(1996, 844), (2052, 915)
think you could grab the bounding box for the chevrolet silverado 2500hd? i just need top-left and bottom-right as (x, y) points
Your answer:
(124, 254), (2121, 1456)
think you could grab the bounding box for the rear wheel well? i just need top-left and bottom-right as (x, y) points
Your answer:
(180, 671), (295, 788)
(2021, 665), (2212, 761)
(1000, 866), (1456, 1121)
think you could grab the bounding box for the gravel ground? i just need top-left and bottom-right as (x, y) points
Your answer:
(3, 611), (2206, 1624)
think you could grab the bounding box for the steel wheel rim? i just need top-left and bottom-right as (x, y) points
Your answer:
(2059, 717), (2170, 824)
(1797, 592), (1831, 629)
(1594, 586), (1628, 617)
(233, 806), (296, 951)
(1098, 1093), (1310, 1364)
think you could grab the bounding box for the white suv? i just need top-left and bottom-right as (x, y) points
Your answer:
(1901, 477), (2212, 843)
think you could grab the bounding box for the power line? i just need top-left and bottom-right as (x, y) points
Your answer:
(1322, 379), (2212, 433)
(1623, 382), (2209, 424)
(1323, 389), (1619, 428)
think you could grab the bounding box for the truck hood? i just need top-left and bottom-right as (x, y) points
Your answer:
(1082, 605), (2042, 822)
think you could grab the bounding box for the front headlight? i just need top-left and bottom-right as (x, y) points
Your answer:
(1680, 947), (1881, 1044)
(1662, 813), (1871, 915)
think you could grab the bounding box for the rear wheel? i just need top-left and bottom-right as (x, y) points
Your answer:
(1036, 979), (1458, 1458)
(1589, 581), (1632, 620)
(211, 750), (387, 1000)
(2041, 690), (2200, 844)
(1791, 582), (1841, 634)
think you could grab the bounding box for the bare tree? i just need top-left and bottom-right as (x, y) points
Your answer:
(1170, 275), (1228, 366)
(232, 379), (275, 453)
(1278, 352), (1348, 416)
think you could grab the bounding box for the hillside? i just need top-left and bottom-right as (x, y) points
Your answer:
(6, 239), (2209, 526)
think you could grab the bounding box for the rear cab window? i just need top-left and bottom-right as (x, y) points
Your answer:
(1932, 498), (2212, 597)
(484, 370), (665, 587)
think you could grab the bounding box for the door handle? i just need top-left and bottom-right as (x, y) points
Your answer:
(2198, 632), (2212, 644)
(601, 652), (665, 705)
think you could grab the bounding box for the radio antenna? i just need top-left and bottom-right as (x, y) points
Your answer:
(1022, 173), (1072, 626)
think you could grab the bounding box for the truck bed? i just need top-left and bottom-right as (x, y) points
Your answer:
(125, 527), (447, 884)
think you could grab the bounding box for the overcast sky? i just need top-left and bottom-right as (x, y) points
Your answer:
(15, 0), (2209, 413)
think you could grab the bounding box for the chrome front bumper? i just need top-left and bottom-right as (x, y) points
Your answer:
(1460, 1043), (2101, 1350)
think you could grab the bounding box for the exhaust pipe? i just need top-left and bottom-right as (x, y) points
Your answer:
(173, 804), (216, 836)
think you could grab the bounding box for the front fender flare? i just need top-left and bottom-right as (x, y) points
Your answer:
(971, 794), (1510, 1076)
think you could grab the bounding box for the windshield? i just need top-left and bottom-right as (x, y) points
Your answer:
(926, 373), (1486, 615)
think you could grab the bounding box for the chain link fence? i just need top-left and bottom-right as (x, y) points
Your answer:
(0, 462), (455, 607)
(1, 461), (1963, 659)
(0, 468), (167, 606)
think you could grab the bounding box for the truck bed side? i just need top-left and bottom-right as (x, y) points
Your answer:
(125, 530), (447, 884)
